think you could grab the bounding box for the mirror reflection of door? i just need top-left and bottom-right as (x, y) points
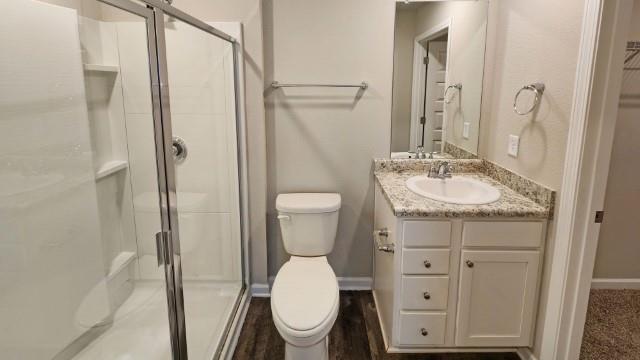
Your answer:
(421, 39), (448, 153)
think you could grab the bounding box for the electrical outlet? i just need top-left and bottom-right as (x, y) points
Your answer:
(463, 122), (470, 139)
(508, 135), (520, 157)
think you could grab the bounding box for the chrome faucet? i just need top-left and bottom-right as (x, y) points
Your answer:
(414, 146), (435, 159)
(428, 161), (454, 179)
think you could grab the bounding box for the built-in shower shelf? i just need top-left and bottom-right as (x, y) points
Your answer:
(107, 251), (136, 280)
(83, 64), (120, 73)
(95, 160), (128, 180)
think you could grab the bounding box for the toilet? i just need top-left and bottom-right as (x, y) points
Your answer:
(271, 193), (341, 360)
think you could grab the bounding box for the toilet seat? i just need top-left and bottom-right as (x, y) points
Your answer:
(271, 256), (339, 346)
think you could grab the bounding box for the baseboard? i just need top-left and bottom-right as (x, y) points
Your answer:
(516, 348), (538, 360)
(263, 276), (373, 295)
(591, 278), (640, 289)
(250, 283), (270, 297)
(336, 277), (373, 290)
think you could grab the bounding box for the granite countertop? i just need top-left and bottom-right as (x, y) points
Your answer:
(374, 171), (550, 219)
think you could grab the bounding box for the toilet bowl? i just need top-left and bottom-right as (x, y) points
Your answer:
(271, 193), (341, 360)
(271, 257), (339, 359)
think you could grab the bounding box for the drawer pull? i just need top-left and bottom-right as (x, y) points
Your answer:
(420, 328), (429, 336)
(423, 291), (431, 300)
(423, 260), (431, 268)
(465, 260), (474, 268)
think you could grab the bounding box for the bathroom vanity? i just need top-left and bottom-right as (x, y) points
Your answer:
(372, 159), (554, 353)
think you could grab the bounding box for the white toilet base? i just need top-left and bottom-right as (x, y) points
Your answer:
(284, 336), (328, 360)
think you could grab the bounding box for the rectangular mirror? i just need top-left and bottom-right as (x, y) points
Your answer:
(391, 0), (489, 159)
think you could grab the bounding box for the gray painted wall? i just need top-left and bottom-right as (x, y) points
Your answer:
(263, 0), (395, 278)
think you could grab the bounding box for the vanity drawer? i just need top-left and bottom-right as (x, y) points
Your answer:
(402, 249), (450, 275)
(403, 221), (451, 247)
(398, 312), (447, 345)
(462, 221), (544, 248)
(401, 276), (449, 310)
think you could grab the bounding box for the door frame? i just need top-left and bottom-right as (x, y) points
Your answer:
(536, 0), (633, 359)
(95, 0), (249, 358)
(409, 18), (452, 152)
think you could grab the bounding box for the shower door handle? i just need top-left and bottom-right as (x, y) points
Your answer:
(155, 231), (171, 267)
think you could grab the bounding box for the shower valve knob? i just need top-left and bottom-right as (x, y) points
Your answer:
(172, 136), (187, 162)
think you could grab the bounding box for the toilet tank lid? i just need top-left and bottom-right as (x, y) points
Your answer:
(276, 193), (341, 213)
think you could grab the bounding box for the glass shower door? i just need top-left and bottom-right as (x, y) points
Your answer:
(154, 9), (245, 360)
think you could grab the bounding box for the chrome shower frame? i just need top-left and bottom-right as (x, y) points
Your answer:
(94, 0), (248, 358)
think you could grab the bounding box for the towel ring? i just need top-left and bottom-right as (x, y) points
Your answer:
(444, 83), (462, 104)
(513, 83), (545, 115)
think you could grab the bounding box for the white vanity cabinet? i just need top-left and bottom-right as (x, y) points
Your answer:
(373, 184), (546, 352)
(456, 249), (540, 347)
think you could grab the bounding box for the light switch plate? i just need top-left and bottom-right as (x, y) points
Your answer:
(508, 135), (519, 157)
(463, 122), (470, 139)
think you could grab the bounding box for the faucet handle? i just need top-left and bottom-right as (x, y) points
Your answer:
(428, 163), (438, 178)
(435, 161), (453, 179)
(443, 162), (455, 178)
(448, 163), (456, 174)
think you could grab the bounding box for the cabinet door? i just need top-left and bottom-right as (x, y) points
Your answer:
(455, 250), (540, 347)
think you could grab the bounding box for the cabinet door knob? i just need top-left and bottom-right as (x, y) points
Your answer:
(466, 260), (474, 268)
(420, 328), (428, 336)
(423, 260), (431, 268)
(423, 291), (431, 300)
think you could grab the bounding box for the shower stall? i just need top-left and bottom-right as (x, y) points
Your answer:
(0, 0), (248, 359)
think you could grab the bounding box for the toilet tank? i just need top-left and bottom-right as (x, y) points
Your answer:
(276, 193), (341, 256)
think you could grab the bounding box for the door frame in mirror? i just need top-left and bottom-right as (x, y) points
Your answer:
(409, 18), (452, 153)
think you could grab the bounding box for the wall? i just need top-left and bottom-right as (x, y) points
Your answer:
(478, 0), (585, 357)
(479, 1), (583, 190)
(0, 1), (110, 357)
(37, 0), (102, 18)
(414, 1), (488, 155)
(391, 8), (416, 152)
(263, 0), (395, 278)
(593, 0), (640, 280)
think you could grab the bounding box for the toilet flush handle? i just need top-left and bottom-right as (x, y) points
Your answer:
(277, 215), (291, 221)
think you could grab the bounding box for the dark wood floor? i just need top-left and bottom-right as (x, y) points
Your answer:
(232, 291), (520, 360)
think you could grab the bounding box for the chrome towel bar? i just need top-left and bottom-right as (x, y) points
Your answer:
(271, 81), (368, 90)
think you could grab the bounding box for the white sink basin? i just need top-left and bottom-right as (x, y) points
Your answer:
(406, 175), (501, 205)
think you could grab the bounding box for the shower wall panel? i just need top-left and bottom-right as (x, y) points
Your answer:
(0, 1), (109, 358)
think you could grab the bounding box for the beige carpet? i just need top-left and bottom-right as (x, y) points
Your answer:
(580, 289), (640, 360)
